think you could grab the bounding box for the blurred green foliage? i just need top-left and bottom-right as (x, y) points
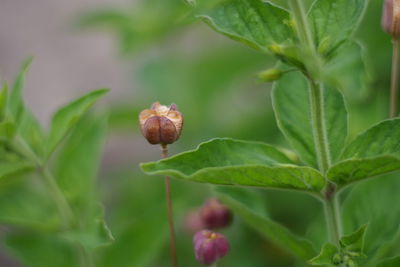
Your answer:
(74, 0), (400, 266)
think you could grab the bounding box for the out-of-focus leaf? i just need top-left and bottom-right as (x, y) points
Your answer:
(46, 89), (108, 158)
(198, 0), (295, 51)
(0, 161), (35, 181)
(78, 0), (189, 54)
(308, 243), (338, 266)
(328, 119), (400, 187)
(100, 208), (167, 267)
(308, 0), (368, 52)
(141, 138), (326, 192)
(54, 115), (113, 249)
(5, 232), (79, 267)
(61, 213), (114, 251)
(272, 71), (348, 167)
(376, 256), (400, 267)
(342, 175), (400, 259)
(8, 58), (45, 157)
(340, 224), (367, 255)
(216, 186), (316, 261)
(0, 120), (16, 141)
(0, 178), (59, 230)
(323, 42), (371, 100)
(0, 82), (8, 121)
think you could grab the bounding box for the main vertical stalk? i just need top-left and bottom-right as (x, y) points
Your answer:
(390, 38), (399, 118)
(289, 0), (343, 253)
(308, 80), (331, 174)
(161, 144), (179, 267)
(323, 185), (342, 245)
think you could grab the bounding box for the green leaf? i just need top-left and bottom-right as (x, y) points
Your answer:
(141, 138), (326, 192)
(272, 71), (348, 167)
(0, 161), (35, 181)
(216, 186), (316, 261)
(54, 114), (112, 249)
(327, 156), (400, 187)
(61, 211), (114, 251)
(340, 224), (367, 254)
(342, 175), (400, 258)
(376, 256), (400, 267)
(46, 89), (108, 158)
(0, 82), (8, 121)
(323, 42), (371, 100)
(328, 119), (400, 187)
(0, 177), (59, 230)
(9, 58), (45, 157)
(0, 120), (16, 140)
(9, 57), (33, 118)
(341, 119), (400, 159)
(98, 171), (170, 267)
(198, 0), (295, 51)
(308, 0), (368, 52)
(308, 243), (338, 266)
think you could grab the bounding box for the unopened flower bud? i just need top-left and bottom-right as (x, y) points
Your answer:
(332, 253), (342, 265)
(193, 230), (229, 265)
(258, 68), (282, 82)
(382, 0), (400, 38)
(200, 198), (232, 229)
(139, 102), (183, 145)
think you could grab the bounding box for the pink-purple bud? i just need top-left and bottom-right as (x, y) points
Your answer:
(200, 198), (232, 229)
(193, 230), (229, 265)
(382, 0), (400, 38)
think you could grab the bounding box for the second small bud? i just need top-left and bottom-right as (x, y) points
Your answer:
(200, 198), (232, 229)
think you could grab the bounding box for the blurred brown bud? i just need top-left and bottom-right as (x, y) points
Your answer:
(200, 198), (232, 229)
(382, 0), (400, 38)
(139, 102), (184, 145)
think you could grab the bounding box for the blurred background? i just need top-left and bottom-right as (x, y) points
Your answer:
(0, 0), (396, 266)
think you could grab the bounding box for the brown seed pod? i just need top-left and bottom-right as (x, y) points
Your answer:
(139, 102), (184, 145)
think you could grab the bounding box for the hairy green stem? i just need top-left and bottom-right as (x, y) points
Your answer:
(289, 1), (343, 261)
(390, 38), (399, 117)
(308, 80), (331, 174)
(289, 0), (315, 51)
(323, 189), (342, 245)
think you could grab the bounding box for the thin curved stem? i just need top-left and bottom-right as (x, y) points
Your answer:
(12, 134), (92, 267)
(41, 166), (74, 228)
(390, 38), (399, 118)
(161, 144), (179, 267)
